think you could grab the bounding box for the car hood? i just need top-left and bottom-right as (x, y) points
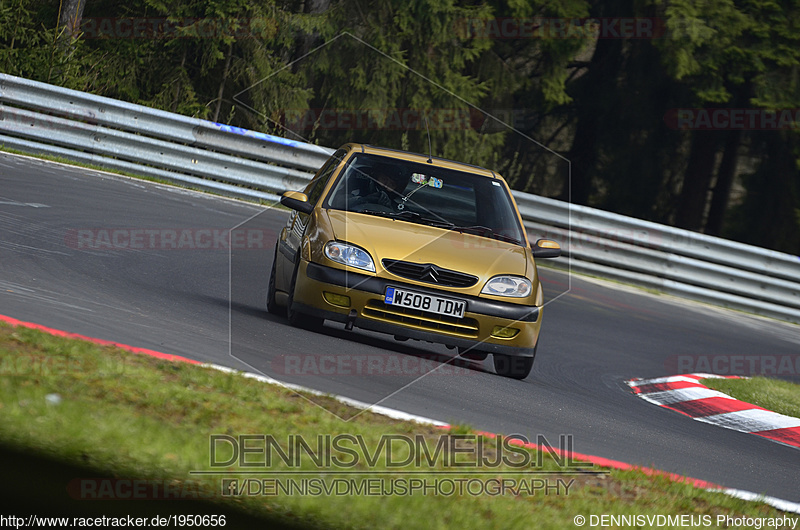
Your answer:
(325, 210), (529, 285)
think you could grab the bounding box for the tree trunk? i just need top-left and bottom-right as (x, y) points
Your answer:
(749, 131), (800, 253)
(213, 43), (234, 123)
(172, 50), (187, 113)
(674, 130), (719, 230)
(563, 37), (624, 205)
(58, 0), (86, 40)
(291, 0), (331, 71)
(704, 129), (741, 236)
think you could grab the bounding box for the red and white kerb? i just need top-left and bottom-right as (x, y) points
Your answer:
(627, 373), (800, 449)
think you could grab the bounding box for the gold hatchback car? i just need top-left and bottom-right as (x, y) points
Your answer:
(267, 143), (560, 379)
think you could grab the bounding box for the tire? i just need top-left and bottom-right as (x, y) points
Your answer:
(457, 347), (488, 361)
(266, 245), (284, 316)
(287, 255), (324, 331)
(492, 345), (536, 380)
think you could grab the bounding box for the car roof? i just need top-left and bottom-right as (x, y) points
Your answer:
(340, 143), (500, 180)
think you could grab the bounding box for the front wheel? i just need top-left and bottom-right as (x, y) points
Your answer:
(266, 245), (284, 316)
(287, 257), (324, 331)
(492, 347), (535, 380)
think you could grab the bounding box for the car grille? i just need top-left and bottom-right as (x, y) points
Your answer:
(363, 299), (479, 338)
(381, 259), (478, 288)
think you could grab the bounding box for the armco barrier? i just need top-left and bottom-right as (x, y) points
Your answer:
(0, 73), (332, 202)
(1, 73), (798, 324)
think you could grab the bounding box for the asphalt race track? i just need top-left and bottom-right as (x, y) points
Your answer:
(2, 153), (799, 503)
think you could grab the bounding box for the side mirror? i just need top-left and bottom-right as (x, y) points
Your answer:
(531, 239), (561, 258)
(280, 191), (314, 215)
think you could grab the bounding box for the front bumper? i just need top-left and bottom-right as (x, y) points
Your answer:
(292, 261), (541, 357)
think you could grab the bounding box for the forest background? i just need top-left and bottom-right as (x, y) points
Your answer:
(2, 0), (799, 253)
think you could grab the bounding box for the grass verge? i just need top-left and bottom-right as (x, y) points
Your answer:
(0, 147), (283, 208)
(702, 376), (800, 420)
(0, 321), (797, 529)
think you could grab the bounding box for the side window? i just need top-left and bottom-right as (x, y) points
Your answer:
(305, 149), (347, 206)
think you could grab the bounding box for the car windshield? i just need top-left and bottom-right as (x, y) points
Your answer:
(324, 153), (526, 245)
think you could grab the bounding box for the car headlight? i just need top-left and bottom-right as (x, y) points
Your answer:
(324, 241), (375, 272)
(481, 276), (532, 298)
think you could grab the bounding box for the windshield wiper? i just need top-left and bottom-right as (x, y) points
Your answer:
(453, 225), (522, 245)
(359, 209), (455, 228)
(394, 210), (455, 228)
(357, 209), (395, 219)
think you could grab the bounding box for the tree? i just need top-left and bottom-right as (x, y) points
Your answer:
(655, 0), (800, 251)
(58, 0), (85, 39)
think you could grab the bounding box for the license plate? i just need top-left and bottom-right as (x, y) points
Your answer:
(384, 287), (466, 318)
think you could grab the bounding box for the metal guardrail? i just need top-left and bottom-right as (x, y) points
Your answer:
(1, 73), (798, 324)
(521, 200), (800, 323)
(0, 74), (333, 202)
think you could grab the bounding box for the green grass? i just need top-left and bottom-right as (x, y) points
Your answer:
(0, 146), (174, 185)
(702, 376), (800, 420)
(538, 261), (665, 296)
(1, 324), (798, 528)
